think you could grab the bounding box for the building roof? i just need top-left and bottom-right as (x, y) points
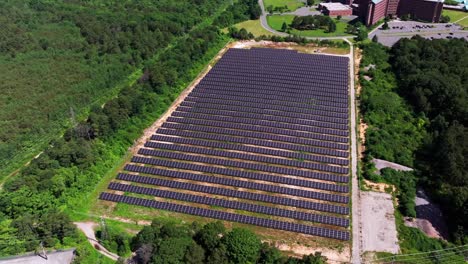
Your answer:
(319, 2), (352, 11)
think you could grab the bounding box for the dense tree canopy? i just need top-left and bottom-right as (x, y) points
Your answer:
(129, 220), (327, 264)
(360, 37), (468, 244)
(290, 15), (336, 32)
(390, 37), (468, 243)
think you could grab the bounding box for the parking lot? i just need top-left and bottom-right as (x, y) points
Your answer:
(370, 21), (468, 46)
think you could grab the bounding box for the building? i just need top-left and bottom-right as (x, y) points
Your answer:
(319, 2), (354, 16)
(349, 0), (444, 25)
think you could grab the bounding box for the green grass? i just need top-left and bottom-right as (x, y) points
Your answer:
(264, 0), (304, 11)
(443, 9), (468, 25)
(232, 20), (274, 37)
(267, 15), (351, 37)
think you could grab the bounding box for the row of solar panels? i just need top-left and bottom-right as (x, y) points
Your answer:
(223, 48), (350, 64)
(163, 121), (347, 152)
(220, 50), (350, 67)
(216, 58), (349, 72)
(211, 63), (349, 78)
(201, 77), (347, 93)
(192, 87), (349, 105)
(122, 167), (349, 209)
(138, 148), (349, 177)
(153, 130), (349, 159)
(143, 143), (348, 174)
(148, 136), (349, 166)
(186, 96), (348, 116)
(189, 91), (349, 110)
(163, 120), (348, 151)
(177, 106), (348, 127)
(170, 108), (348, 137)
(132, 155), (349, 189)
(187, 91), (348, 113)
(217, 54), (349, 70)
(181, 101), (348, 121)
(175, 105), (349, 131)
(108, 182), (349, 227)
(197, 80), (349, 99)
(206, 68), (349, 86)
(99, 192), (350, 240)
(181, 99), (348, 121)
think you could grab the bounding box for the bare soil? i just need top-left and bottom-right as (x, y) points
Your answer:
(361, 191), (399, 254)
(232, 40), (349, 56)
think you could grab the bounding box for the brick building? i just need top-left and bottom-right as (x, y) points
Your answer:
(344, 0), (444, 25)
(319, 2), (354, 16)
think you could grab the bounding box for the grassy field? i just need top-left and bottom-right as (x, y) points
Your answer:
(232, 20), (274, 37)
(443, 9), (468, 24)
(264, 0), (304, 11)
(267, 15), (351, 37)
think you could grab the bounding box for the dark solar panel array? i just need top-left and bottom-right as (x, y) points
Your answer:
(131, 156), (349, 186)
(176, 105), (348, 126)
(108, 182), (349, 227)
(100, 192), (350, 240)
(117, 172), (349, 214)
(140, 143), (348, 174)
(99, 48), (351, 239)
(153, 130), (348, 158)
(147, 137), (349, 166)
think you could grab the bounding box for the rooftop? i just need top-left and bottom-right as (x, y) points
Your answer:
(319, 2), (353, 11)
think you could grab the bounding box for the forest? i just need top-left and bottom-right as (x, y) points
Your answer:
(359, 37), (467, 250)
(0, 0), (225, 178)
(0, 0), (271, 262)
(98, 220), (326, 264)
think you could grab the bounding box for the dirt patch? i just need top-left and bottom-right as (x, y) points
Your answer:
(276, 243), (350, 264)
(361, 191), (399, 254)
(232, 40), (349, 56)
(404, 218), (444, 239)
(363, 179), (395, 193)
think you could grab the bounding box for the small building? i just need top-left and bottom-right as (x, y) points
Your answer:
(319, 2), (354, 16)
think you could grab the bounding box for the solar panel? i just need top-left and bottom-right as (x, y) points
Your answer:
(108, 182), (349, 227)
(99, 48), (353, 238)
(99, 192), (350, 240)
(117, 171), (349, 214)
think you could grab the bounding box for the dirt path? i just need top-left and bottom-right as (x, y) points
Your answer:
(343, 38), (362, 264)
(74, 222), (119, 261)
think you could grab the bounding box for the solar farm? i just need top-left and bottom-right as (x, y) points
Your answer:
(99, 48), (351, 242)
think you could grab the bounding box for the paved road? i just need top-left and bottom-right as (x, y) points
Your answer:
(258, 0), (354, 40)
(344, 38), (362, 264)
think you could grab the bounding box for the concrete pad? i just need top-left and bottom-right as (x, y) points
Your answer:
(361, 191), (400, 254)
(0, 249), (75, 264)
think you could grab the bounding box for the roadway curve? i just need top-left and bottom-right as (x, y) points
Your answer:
(258, 0), (354, 40)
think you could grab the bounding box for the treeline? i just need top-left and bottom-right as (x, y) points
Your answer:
(214, 0), (261, 28)
(0, 25), (228, 257)
(359, 37), (467, 246)
(0, 0), (224, 178)
(391, 36), (467, 243)
(127, 220), (326, 264)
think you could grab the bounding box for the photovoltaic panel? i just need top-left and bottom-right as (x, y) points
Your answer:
(108, 182), (349, 227)
(99, 48), (352, 239)
(99, 192), (350, 240)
